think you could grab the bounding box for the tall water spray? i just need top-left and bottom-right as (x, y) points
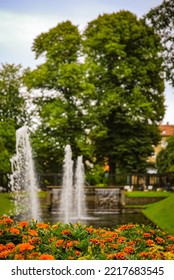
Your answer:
(10, 126), (41, 221)
(59, 145), (87, 223)
(74, 155), (86, 219)
(59, 145), (74, 223)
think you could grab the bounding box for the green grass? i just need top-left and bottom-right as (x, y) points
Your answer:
(126, 191), (172, 197)
(125, 191), (174, 235)
(142, 195), (174, 235)
(0, 193), (15, 217)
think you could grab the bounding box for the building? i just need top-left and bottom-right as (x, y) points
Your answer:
(147, 123), (174, 170)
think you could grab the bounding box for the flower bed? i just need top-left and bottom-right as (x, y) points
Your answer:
(0, 216), (174, 260)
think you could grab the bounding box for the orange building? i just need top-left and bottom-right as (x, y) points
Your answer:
(148, 123), (174, 166)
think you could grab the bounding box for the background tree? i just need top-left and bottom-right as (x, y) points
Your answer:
(0, 63), (26, 172)
(24, 12), (165, 184)
(145, 0), (174, 86)
(24, 21), (94, 174)
(83, 11), (165, 184)
(156, 135), (174, 173)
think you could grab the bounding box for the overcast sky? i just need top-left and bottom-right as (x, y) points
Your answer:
(0, 0), (173, 124)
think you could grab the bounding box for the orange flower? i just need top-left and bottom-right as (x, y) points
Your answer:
(18, 221), (29, 228)
(0, 244), (6, 252)
(17, 243), (35, 252)
(75, 250), (81, 256)
(56, 240), (64, 247)
(138, 252), (150, 259)
(168, 235), (174, 242)
(29, 237), (40, 245)
(36, 223), (49, 229)
(110, 244), (118, 249)
(107, 252), (127, 260)
(0, 250), (12, 259)
(28, 229), (38, 236)
(117, 236), (127, 243)
(6, 243), (15, 251)
(3, 217), (13, 225)
(89, 238), (100, 244)
(115, 252), (127, 259)
(65, 241), (73, 248)
(85, 227), (94, 234)
(143, 232), (151, 238)
(39, 254), (55, 260)
(10, 228), (20, 235)
(124, 246), (135, 254)
(118, 224), (135, 231)
(146, 239), (155, 247)
(155, 237), (165, 244)
(14, 253), (25, 260)
(61, 229), (71, 235)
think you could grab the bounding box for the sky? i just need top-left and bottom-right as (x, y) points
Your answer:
(0, 0), (173, 124)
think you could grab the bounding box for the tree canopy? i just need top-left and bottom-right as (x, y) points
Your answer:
(145, 0), (174, 86)
(0, 64), (26, 172)
(22, 12), (165, 183)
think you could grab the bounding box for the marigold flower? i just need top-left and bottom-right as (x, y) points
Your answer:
(17, 243), (35, 252)
(124, 246), (135, 254)
(36, 223), (49, 229)
(65, 241), (73, 248)
(3, 217), (13, 225)
(155, 237), (165, 244)
(56, 240), (64, 247)
(6, 243), (15, 250)
(107, 252), (127, 260)
(146, 239), (155, 246)
(0, 244), (6, 252)
(10, 228), (20, 235)
(61, 229), (71, 235)
(168, 235), (174, 242)
(85, 227), (94, 234)
(138, 252), (150, 259)
(39, 254), (55, 260)
(89, 238), (100, 244)
(117, 236), (127, 243)
(18, 221), (29, 227)
(118, 224), (135, 231)
(28, 229), (38, 236)
(75, 250), (81, 256)
(0, 249), (12, 259)
(29, 237), (40, 245)
(143, 232), (151, 238)
(14, 253), (25, 260)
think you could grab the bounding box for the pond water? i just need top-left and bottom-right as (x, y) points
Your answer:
(41, 208), (153, 229)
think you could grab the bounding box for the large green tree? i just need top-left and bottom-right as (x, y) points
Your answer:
(0, 64), (26, 172)
(24, 21), (94, 173)
(24, 12), (165, 183)
(145, 0), (174, 86)
(83, 11), (165, 183)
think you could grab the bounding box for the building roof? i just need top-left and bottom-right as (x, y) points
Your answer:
(159, 124), (174, 137)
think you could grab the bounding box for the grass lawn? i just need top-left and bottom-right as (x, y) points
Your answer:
(0, 193), (15, 217)
(126, 191), (174, 235)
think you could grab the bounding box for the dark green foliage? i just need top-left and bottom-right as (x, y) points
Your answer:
(145, 0), (174, 86)
(156, 135), (174, 173)
(24, 12), (165, 180)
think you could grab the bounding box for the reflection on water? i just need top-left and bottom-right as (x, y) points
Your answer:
(42, 209), (153, 229)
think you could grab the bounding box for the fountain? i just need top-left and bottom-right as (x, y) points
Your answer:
(9, 126), (41, 221)
(59, 145), (87, 223)
(74, 155), (86, 220)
